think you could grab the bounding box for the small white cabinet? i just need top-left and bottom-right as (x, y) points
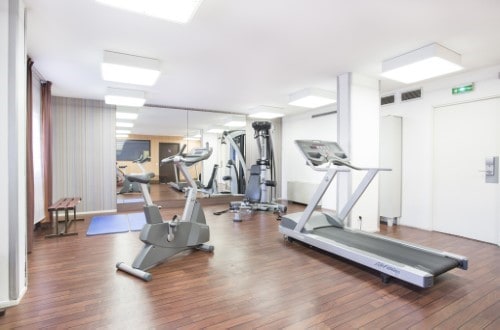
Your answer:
(379, 116), (402, 225)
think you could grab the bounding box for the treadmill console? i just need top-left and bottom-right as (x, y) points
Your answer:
(184, 147), (212, 165)
(162, 146), (213, 167)
(295, 140), (348, 166)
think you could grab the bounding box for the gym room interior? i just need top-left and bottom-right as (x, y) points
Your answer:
(2, 0), (499, 328)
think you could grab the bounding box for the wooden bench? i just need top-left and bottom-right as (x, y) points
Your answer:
(45, 197), (83, 238)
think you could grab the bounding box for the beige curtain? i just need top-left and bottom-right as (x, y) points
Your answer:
(51, 97), (116, 213)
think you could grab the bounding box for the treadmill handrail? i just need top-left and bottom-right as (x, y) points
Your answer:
(293, 165), (389, 232)
(294, 139), (391, 230)
(306, 158), (390, 172)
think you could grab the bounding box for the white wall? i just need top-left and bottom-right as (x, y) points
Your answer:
(381, 64), (500, 230)
(1, 0), (27, 310)
(282, 105), (337, 209)
(0, 0), (10, 308)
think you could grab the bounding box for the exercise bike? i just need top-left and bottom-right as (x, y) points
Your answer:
(116, 144), (214, 281)
(117, 154), (153, 194)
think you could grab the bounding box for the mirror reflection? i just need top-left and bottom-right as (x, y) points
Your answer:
(116, 106), (247, 206)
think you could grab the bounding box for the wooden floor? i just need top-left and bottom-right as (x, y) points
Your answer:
(117, 183), (242, 211)
(117, 182), (190, 202)
(2, 203), (499, 329)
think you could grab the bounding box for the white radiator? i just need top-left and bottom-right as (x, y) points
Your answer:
(287, 181), (321, 206)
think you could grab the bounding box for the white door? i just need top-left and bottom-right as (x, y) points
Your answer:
(433, 97), (500, 244)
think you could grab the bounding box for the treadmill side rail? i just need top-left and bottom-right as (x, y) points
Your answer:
(346, 228), (469, 270)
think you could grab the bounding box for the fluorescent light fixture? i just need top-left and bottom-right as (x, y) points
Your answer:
(102, 51), (160, 86)
(116, 129), (131, 134)
(248, 105), (284, 119)
(116, 112), (138, 120)
(249, 112), (284, 119)
(288, 88), (336, 108)
(105, 88), (146, 107)
(96, 0), (204, 24)
(116, 122), (134, 128)
(116, 134), (129, 138)
(207, 128), (224, 134)
(224, 121), (246, 127)
(381, 43), (463, 83)
(184, 137), (201, 141)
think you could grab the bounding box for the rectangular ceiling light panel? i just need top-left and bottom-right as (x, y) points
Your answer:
(116, 122), (134, 128)
(249, 105), (284, 119)
(96, 0), (204, 24)
(102, 51), (160, 86)
(105, 88), (146, 107)
(249, 112), (284, 119)
(207, 128), (224, 134)
(224, 121), (246, 127)
(381, 43), (463, 84)
(116, 112), (138, 120)
(288, 88), (336, 109)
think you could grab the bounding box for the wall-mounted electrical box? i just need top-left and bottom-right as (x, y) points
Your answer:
(485, 156), (499, 183)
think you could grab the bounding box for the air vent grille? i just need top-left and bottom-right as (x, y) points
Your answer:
(401, 89), (422, 101)
(311, 110), (337, 118)
(381, 95), (395, 106)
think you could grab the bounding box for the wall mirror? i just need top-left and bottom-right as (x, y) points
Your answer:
(116, 105), (247, 205)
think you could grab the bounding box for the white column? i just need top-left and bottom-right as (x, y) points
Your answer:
(337, 73), (381, 232)
(0, 0), (27, 312)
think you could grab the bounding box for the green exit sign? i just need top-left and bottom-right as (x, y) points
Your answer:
(452, 83), (474, 95)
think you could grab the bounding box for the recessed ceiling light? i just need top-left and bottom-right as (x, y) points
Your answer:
(116, 129), (131, 134)
(248, 105), (285, 119)
(381, 43), (463, 83)
(105, 88), (146, 107)
(116, 112), (138, 120)
(116, 134), (129, 138)
(116, 122), (134, 128)
(207, 128), (224, 134)
(96, 0), (204, 24)
(224, 121), (246, 127)
(288, 88), (336, 108)
(248, 112), (284, 119)
(102, 51), (160, 86)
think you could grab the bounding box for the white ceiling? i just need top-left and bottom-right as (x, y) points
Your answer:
(25, 0), (500, 133)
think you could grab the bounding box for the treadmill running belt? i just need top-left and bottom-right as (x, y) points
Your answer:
(313, 227), (459, 275)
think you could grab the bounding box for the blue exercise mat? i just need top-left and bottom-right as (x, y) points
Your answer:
(87, 214), (130, 236)
(128, 212), (147, 231)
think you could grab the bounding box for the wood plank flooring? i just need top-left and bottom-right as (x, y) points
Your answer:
(1, 203), (499, 329)
(117, 183), (243, 212)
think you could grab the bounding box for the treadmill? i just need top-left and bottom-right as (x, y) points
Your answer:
(280, 140), (468, 288)
(167, 145), (202, 192)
